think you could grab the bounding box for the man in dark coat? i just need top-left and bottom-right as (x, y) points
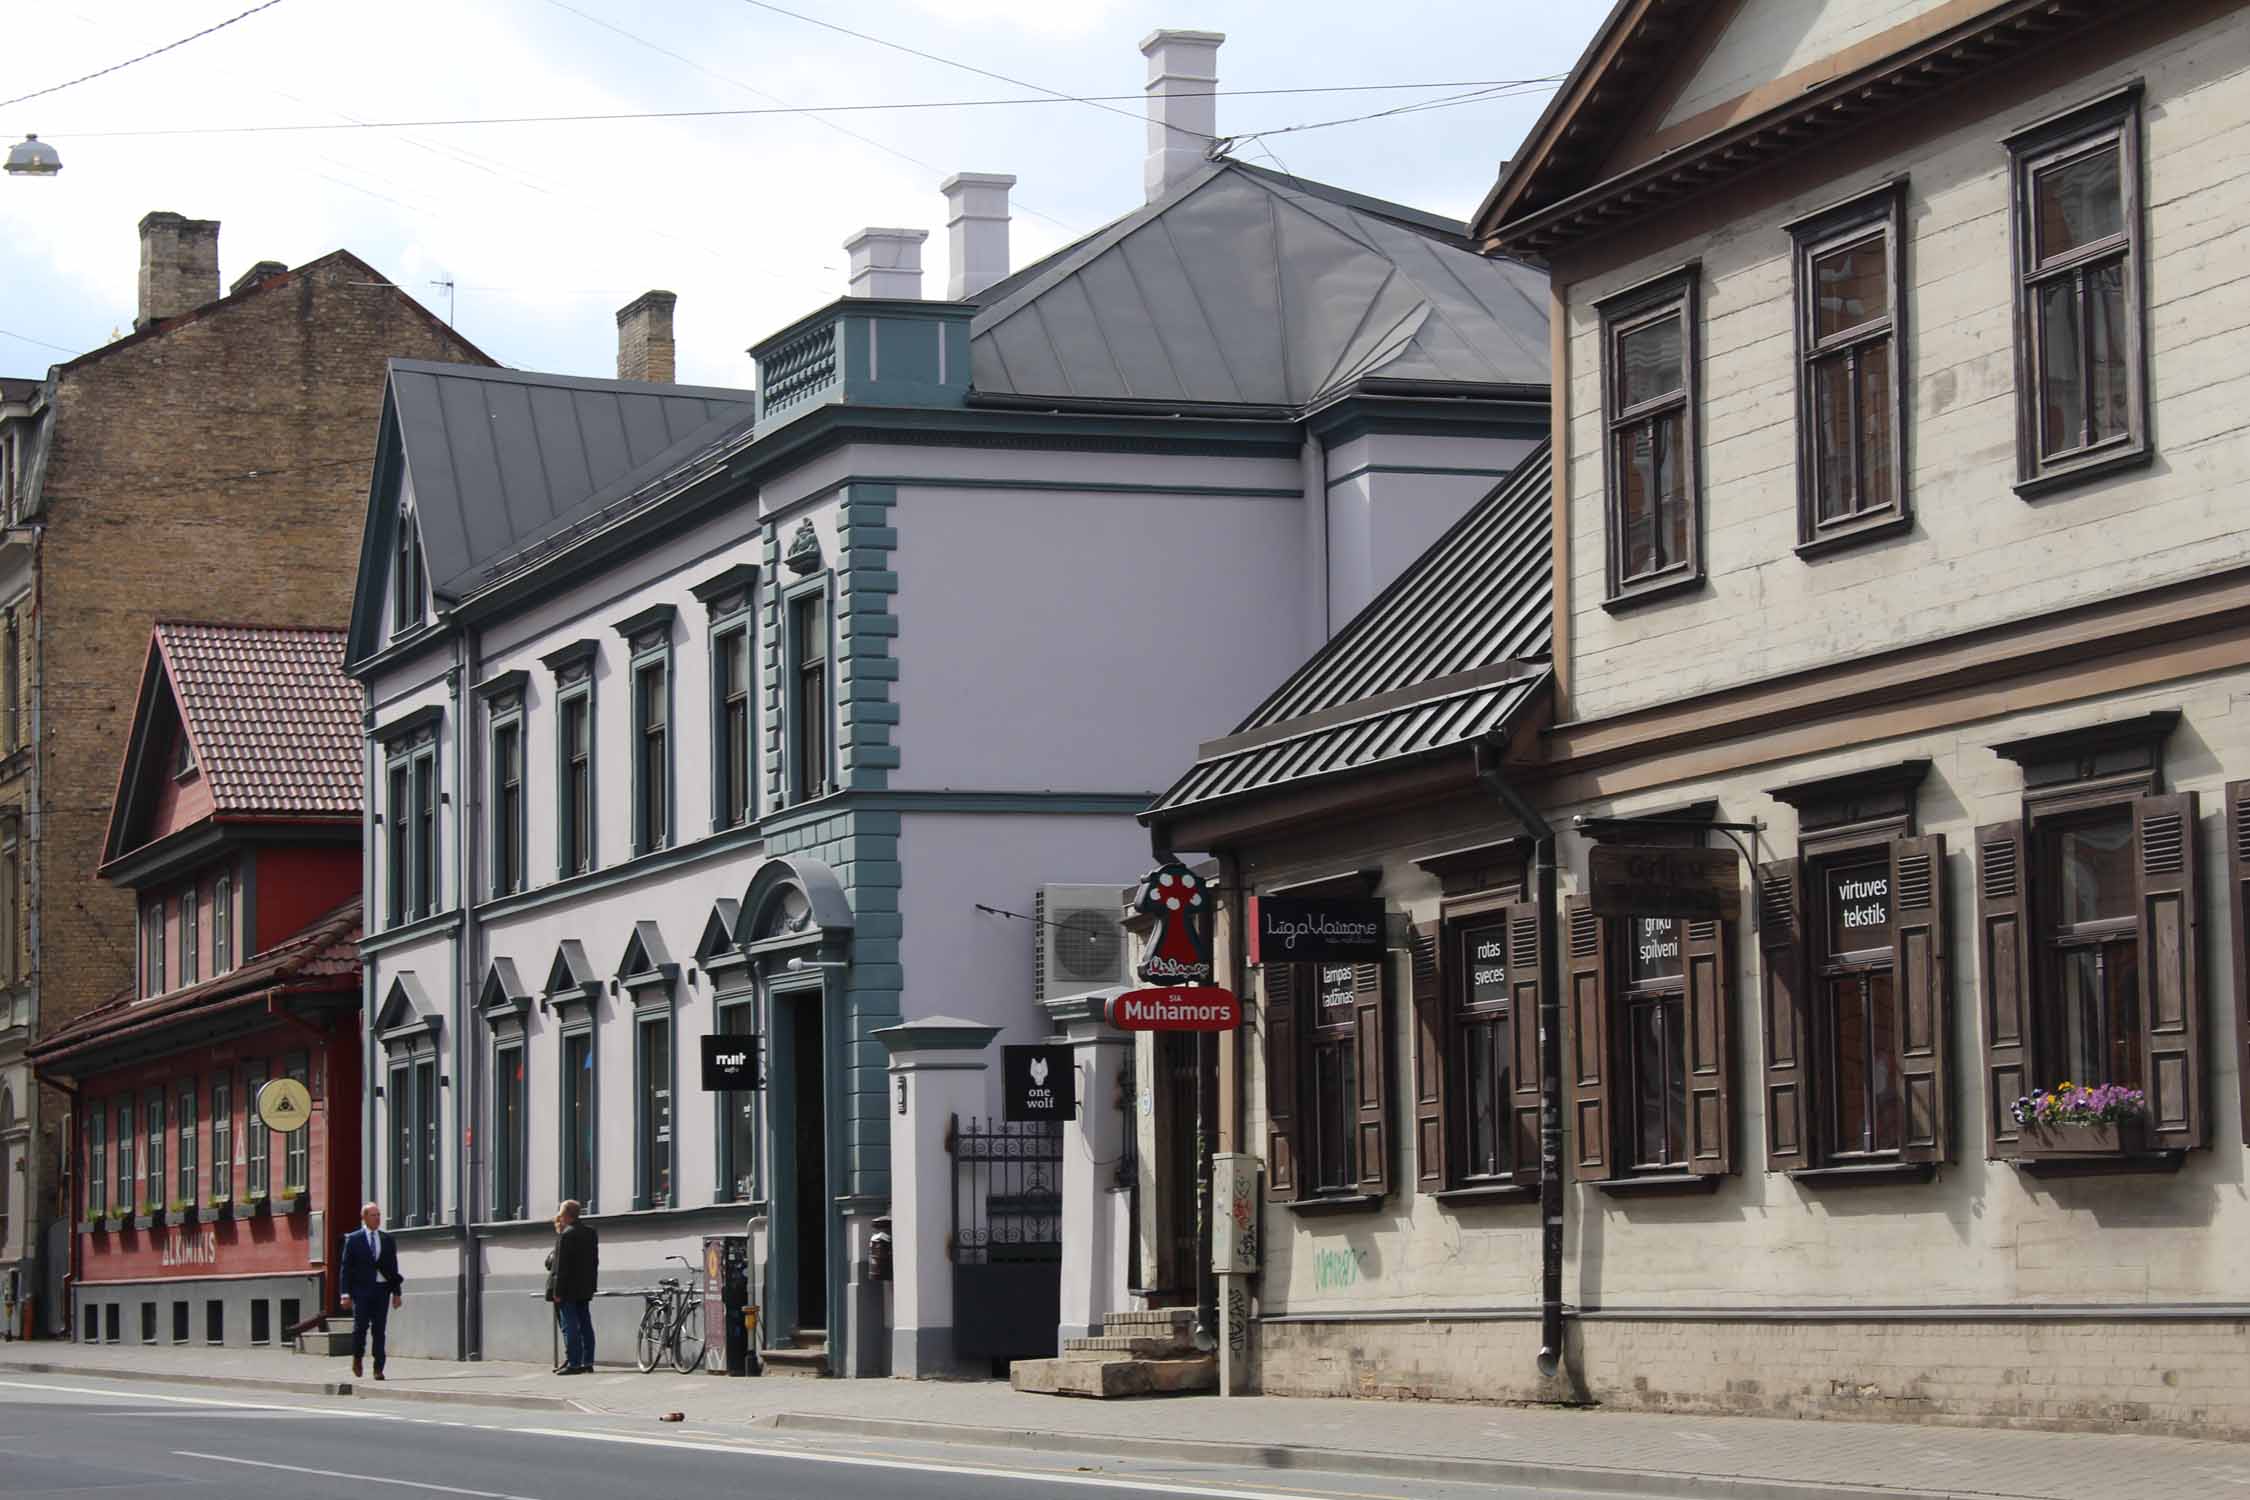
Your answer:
(550, 1199), (599, 1374)
(338, 1201), (403, 1379)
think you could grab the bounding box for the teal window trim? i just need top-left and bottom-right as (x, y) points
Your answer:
(559, 1021), (599, 1213)
(628, 639), (674, 859)
(492, 1038), (528, 1222)
(782, 574), (835, 806)
(209, 1076), (232, 1205)
(392, 504), (426, 638)
(714, 993), (759, 1204)
(114, 1097), (132, 1214)
(174, 1080), (196, 1206)
(382, 721), (443, 924)
(709, 612), (755, 835)
(554, 672), (598, 882)
(142, 1087), (164, 1213)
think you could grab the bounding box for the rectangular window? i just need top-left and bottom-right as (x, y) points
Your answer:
(244, 1061), (270, 1203)
(206, 1302), (222, 1344)
(560, 692), (594, 876)
(0, 822), (17, 985)
(386, 762), (411, 926)
(1621, 918), (1687, 1171)
(210, 1078), (233, 1205)
(1790, 182), (1906, 549)
(173, 1302), (189, 1344)
(412, 751), (438, 918)
(719, 1002), (758, 1201)
(1453, 921), (1515, 1182)
(393, 512), (424, 635)
(144, 900), (166, 996)
(1598, 268), (1701, 605)
(141, 1302), (156, 1344)
(143, 1089), (164, 1213)
(115, 1098), (133, 1214)
(561, 1029), (595, 1206)
(415, 1058), (440, 1224)
(87, 1108), (106, 1218)
(717, 627), (753, 829)
(3, 607), (18, 751)
(632, 657), (669, 856)
(2008, 88), (2147, 493)
(494, 1042), (527, 1221)
(491, 718), (524, 896)
(1307, 963), (1362, 1193)
(283, 1054), (309, 1194)
(638, 1015), (673, 1209)
(250, 1300), (270, 1345)
(2039, 809), (2141, 1088)
(387, 1062), (411, 1221)
(213, 873), (232, 973)
(789, 591), (830, 803)
(175, 1082), (197, 1208)
(180, 885), (199, 987)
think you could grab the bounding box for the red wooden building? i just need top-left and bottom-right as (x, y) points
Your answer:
(30, 624), (362, 1347)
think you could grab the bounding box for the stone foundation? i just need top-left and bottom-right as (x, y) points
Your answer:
(1255, 1314), (2250, 1438)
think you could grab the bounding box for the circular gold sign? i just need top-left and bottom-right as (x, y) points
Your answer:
(257, 1077), (314, 1134)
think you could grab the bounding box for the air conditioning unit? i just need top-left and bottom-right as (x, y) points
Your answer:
(1034, 883), (1133, 1004)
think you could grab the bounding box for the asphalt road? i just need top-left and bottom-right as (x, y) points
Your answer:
(0, 1373), (1547, 1500)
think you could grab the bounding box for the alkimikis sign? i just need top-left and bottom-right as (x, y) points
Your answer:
(1133, 862), (1214, 985)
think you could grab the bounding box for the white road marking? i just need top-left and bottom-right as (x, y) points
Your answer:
(511, 1425), (1375, 1499)
(175, 1450), (543, 1500)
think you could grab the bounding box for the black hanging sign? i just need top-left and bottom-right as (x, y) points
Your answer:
(699, 1034), (762, 1092)
(1003, 1044), (1076, 1122)
(1248, 895), (1387, 965)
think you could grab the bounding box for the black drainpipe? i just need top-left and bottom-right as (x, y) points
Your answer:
(1473, 737), (1564, 1377)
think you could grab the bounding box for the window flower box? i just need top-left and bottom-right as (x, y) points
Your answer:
(278, 1190), (306, 1215)
(169, 1199), (200, 1225)
(245, 1190), (270, 1217)
(133, 1202), (158, 1230)
(2012, 1082), (2148, 1158)
(101, 1211), (127, 1234)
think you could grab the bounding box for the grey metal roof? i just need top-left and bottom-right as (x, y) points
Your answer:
(1149, 444), (1553, 820)
(387, 360), (755, 602)
(969, 160), (1548, 408)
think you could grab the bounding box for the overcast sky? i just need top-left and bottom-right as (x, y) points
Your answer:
(3, 1), (1608, 388)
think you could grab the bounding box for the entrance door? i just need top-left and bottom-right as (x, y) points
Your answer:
(787, 992), (827, 1334)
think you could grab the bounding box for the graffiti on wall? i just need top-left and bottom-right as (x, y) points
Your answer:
(1313, 1246), (1370, 1292)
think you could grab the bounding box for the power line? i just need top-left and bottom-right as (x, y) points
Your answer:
(1, 0), (287, 109)
(1225, 78), (1565, 149)
(49, 80), (1558, 141)
(0, 328), (78, 356)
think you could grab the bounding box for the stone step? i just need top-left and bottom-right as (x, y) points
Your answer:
(296, 1325), (353, 1357)
(761, 1336), (829, 1379)
(1012, 1353), (1217, 1398)
(1100, 1308), (1196, 1332)
(1064, 1335), (1198, 1360)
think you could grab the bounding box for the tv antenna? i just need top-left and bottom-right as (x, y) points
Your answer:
(429, 277), (456, 326)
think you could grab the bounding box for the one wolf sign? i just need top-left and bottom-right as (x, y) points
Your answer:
(1133, 862), (1214, 985)
(1003, 1044), (1074, 1122)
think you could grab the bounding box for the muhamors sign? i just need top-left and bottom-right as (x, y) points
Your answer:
(1247, 895), (1386, 965)
(1586, 844), (1742, 921)
(1109, 986), (1241, 1031)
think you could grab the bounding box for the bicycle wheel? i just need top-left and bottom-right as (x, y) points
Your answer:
(671, 1294), (706, 1374)
(635, 1302), (667, 1373)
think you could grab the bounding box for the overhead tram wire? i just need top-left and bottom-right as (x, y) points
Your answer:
(540, 0), (1078, 235)
(2, 0), (288, 109)
(50, 80), (1565, 140)
(1221, 77), (1566, 152)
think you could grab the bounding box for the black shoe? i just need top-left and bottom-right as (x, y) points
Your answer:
(351, 1357), (363, 1378)
(372, 1371), (386, 1381)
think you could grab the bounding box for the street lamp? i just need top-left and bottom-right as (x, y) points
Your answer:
(4, 135), (61, 178)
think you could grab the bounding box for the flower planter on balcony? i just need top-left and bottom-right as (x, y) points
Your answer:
(2020, 1116), (2149, 1158)
(131, 1213), (154, 1231)
(278, 1194), (306, 1215)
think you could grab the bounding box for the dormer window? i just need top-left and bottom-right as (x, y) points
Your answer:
(173, 729), (195, 778)
(393, 504), (427, 636)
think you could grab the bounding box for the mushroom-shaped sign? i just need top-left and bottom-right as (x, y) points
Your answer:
(1133, 862), (1214, 986)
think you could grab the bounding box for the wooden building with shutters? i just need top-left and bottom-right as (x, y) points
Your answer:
(1148, 0), (2250, 1436)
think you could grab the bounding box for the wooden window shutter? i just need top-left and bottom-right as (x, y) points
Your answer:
(1976, 822), (2029, 1159)
(2228, 781), (2250, 1146)
(1506, 900), (1545, 1189)
(1757, 859), (1810, 1170)
(1681, 917), (1733, 1175)
(1890, 834), (1950, 1163)
(1564, 895), (1610, 1181)
(2135, 792), (2204, 1149)
(1352, 958), (1392, 1197)
(1262, 963), (1299, 1201)
(1409, 924), (1448, 1193)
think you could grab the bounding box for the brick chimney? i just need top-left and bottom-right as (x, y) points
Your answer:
(1142, 30), (1223, 203)
(615, 290), (678, 383)
(136, 211), (221, 329)
(941, 173), (1015, 301)
(843, 228), (927, 299)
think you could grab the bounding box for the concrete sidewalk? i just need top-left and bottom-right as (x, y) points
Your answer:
(2, 1339), (2243, 1500)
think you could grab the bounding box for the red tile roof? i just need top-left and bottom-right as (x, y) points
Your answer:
(28, 898), (362, 1071)
(159, 622), (362, 817)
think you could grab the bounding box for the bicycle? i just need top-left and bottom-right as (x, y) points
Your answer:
(634, 1255), (707, 1373)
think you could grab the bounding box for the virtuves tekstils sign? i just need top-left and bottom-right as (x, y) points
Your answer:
(1587, 844), (1742, 921)
(1247, 895), (1386, 965)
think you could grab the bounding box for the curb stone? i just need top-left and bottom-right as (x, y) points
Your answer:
(0, 1359), (581, 1413)
(759, 1412), (2001, 1500)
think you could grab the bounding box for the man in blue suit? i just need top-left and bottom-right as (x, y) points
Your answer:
(338, 1201), (403, 1379)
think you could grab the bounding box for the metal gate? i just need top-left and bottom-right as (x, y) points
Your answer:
(948, 1112), (1062, 1363)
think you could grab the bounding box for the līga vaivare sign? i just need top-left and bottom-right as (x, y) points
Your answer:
(1247, 894), (1386, 965)
(1133, 862), (1214, 985)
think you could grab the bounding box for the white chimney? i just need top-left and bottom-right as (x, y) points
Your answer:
(1141, 29), (1223, 203)
(843, 227), (928, 299)
(941, 173), (1015, 301)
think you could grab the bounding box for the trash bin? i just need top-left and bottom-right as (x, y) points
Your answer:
(704, 1235), (753, 1376)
